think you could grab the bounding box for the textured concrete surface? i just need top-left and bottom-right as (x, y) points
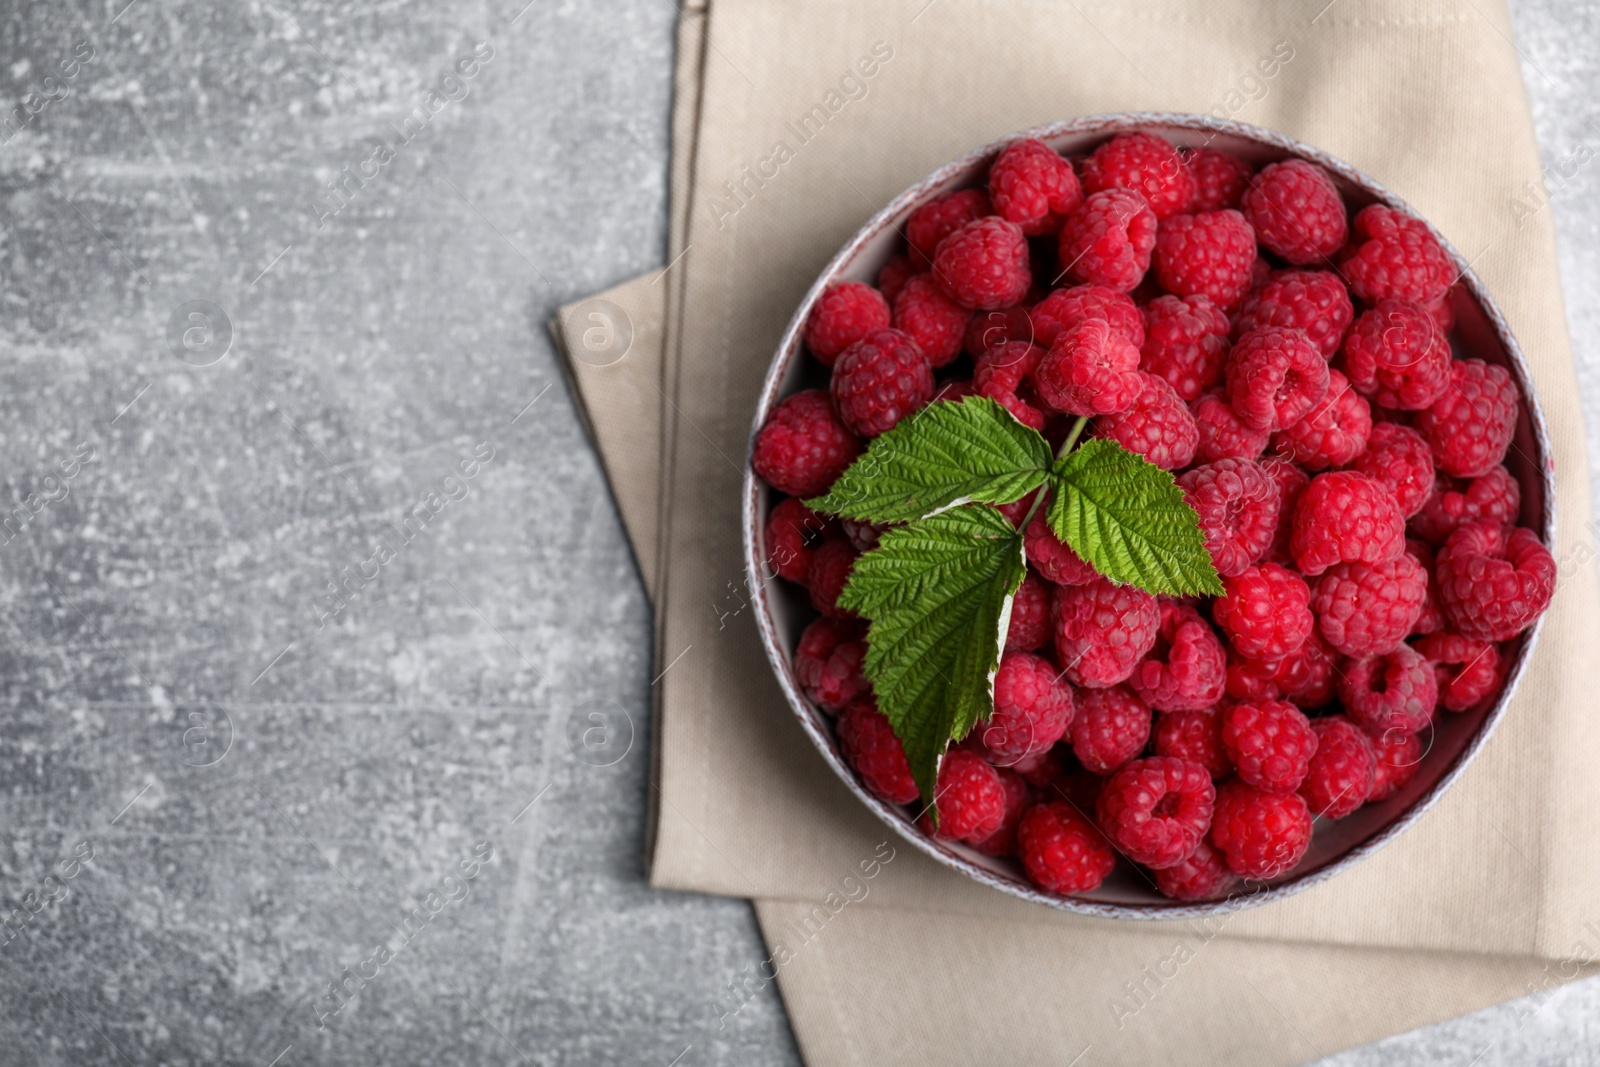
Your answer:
(0, 1), (1594, 1065)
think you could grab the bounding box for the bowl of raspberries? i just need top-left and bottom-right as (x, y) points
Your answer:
(743, 113), (1556, 917)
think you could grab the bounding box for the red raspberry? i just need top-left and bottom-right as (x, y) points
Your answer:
(1154, 705), (1232, 779)
(1034, 318), (1143, 417)
(988, 138), (1083, 235)
(1080, 132), (1194, 220)
(1299, 717), (1376, 819)
(1053, 579), (1160, 690)
(1154, 210), (1256, 308)
(1417, 359), (1519, 478)
(1192, 389), (1269, 463)
(1340, 204), (1455, 305)
(1139, 293), (1229, 401)
(1008, 746), (1060, 789)
(968, 769), (1031, 857)
(1213, 562), (1313, 660)
(1310, 553), (1428, 657)
(794, 616), (870, 712)
(1129, 603), (1226, 712)
(1414, 632), (1502, 712)
(1154, 838), (1237, 901)
(974, 651), (1075, 764)
(830, 328), (935, 438)
(928, 748), (1007, 842)
(1426, 289), (1456, 332)
(876, 254), (918, 306)
(1058, 188), (1157, 292)
(1241, 160), (1348, 266)
(1023, 507), (1099, 585)
(1409, 467), (1519, 544)
(1005, 570), (1052, 653)
(906, 188), (991, 269)
(1290, 470), (1405, 576)
(1092, 372), (1199, 470)
(804, 281), (892, 366)
(752, 389), (862, 498)
(974, 341), (1047, 430)
(965, 305), (1036, 358)
(1030, 285), (1144, 349)
(806, 538), (860, 618)
(932, 216), (1032, 310)
(1340, 644), (1438, 736)
(765, 497), (830, 582)
(1222, 700), (1318, 794)
(891, 273), (970, 368)
(1342, 299), (1452, 411)
(1017, 801), (1116, 894)
(1273, 368), (1371, 470)
(1226, 326), (1329, 432)
(1210, 780), (1312, 879)
(1273, 629), (1339, 706)
(839, 517), (885, 553)
(1097, 756), (1215, 869)
(1070, 684), (1154, 775)
(1366, 727), (1424, 803)
(1231, 270), (1353, 360)
(837, 699), (919, 805)
(1261, 456), (1310, 565)
(1353, 423), (1436, 518)
(1183, 148), (1253, 212)
(1435, 522), (1555, 642)
(1178, 458), (1279, 578)
(1408, 537), (1446, 636)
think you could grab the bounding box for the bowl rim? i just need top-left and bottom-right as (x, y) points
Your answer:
(741, 111), (1556, 920)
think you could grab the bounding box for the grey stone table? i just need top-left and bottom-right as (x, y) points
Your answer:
(0, 1), (1594, 1065)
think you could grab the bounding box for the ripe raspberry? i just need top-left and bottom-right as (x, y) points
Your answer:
(806, 538), (860, 619)
(805, 281), (892, 365)
(1409, 466), (1519, 545)
(1034, 318), (1143, 417)
(1070, 684), (1154, 775)
(1417, 359), (1519, 478)
(1129, 603), (1226, 712)
(1342, 299), (1452, 411)
(974, 651), (1075, 764)
(1053, 579), (1160, 690)
(876, 253), (918, 306)
(1352, 423), (1436, 518)
(1097, 756), (1215, 869)
(1226, 326), (1329, 433)
(968, 769), (1031, 857)
(1241, 160), (1348, 265)
(1435, 522), (1555, 642)
(1273, 629), (1339, 706)
(1222, 700), (1318, 794)
(988, 138), (1083, 235)
(1340, 203), (1455, 305)
(838, 699), (919, 805)
(1092, 372), (1199, 470)
(1407, 537), (1446, 636)
(965, 305), (1036, 358)
(765, 497), (830, 582)
(1231, 270), (1353, 359)
(1426, 289), (1457, 332)
(1005, 570), (1052, 653)
(1414, 632), (1502, 712)
(932, 216), (1032, 310)
(906, 188), (991, 269)
(1030, 285), (1144, 349)
(1017, 801), (1116, 894)
(1311, 553), (1428, 657)
(1154, 705), (1232, 779)
(1081, 132), (1194, 219)
(753, 389), (862, 498)
(1261, 456), (1310, 565)
(1139, 293), (1229, 401)
(1366, 727), (1424, 803)
(1178, 458), (1279, 578)
(891, 273), (971, 368)
(1153, 838), (1237, 901)
(1299, 717), (1376, 819)
(830, 328), (935, 438)
(839, 517), (885, 553)
(1210, 780), (1312, 879)
(1273, 368), (1372, 470)
(1007, 746), (1060, 789)
(1058, 188), (1157, 292)
(1192, 389), (1269, 463)
(794, 616), (870, 712)
(1024, 510), (1099, 585)
(1154, 210), (1256, 308)
(974, 341), (1047, 430)
(1213, 562), (1313, 660)
(1183, 148), (1253, 212)
(1340, 644), (1438, 736)
(928, 748), (1007, 842)
(1290, 470), (1405, 576)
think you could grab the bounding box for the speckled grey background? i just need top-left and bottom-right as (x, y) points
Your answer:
(0, 1), (1594, 1065)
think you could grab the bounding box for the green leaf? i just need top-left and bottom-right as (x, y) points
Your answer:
(1047, 438), (1223, 597)
(806, 397), (1051, 523)
(838, 505), (1027, 806)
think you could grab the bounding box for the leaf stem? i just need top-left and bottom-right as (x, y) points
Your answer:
(1057, 415), (1090, 458)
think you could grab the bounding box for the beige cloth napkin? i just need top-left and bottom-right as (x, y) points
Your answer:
(555, 0), (1600, 1062)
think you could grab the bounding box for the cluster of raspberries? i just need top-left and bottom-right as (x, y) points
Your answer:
(754, 132), (1557, 903)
